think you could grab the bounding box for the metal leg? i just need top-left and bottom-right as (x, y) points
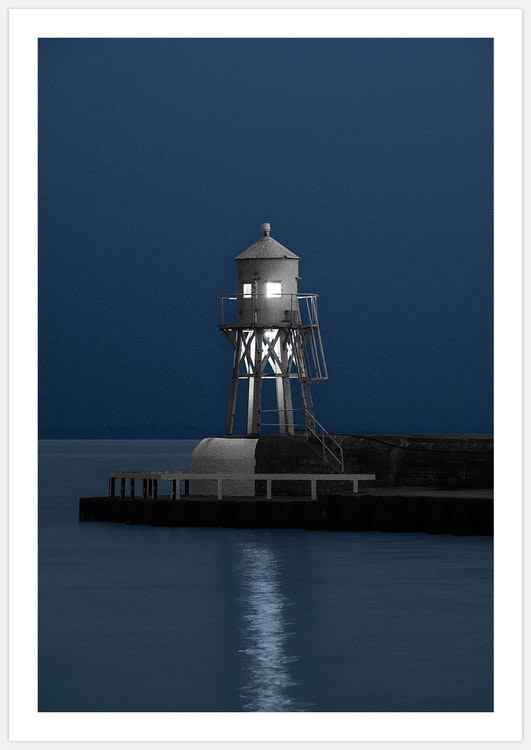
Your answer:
(279, 331), (294, 435)
(246, 376), (255, 435)
(249, 329), (262, 434)
(226, 330), (241, 436)
(129, 478), (135, 498)
(283, 376), (294, 436)
(109, 477), (116, 497)
(120, 478), (126, 498)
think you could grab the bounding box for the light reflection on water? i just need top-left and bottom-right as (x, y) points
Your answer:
(238, 542), (307, 712)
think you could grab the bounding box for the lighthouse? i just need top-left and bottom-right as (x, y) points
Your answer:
(190, 223), (343, 493)
(218, 223), (328, 439)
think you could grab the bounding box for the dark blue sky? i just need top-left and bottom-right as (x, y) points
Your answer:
(38, 38), (493, 438)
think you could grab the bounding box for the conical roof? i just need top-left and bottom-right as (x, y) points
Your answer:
(235, 224), (300, 260)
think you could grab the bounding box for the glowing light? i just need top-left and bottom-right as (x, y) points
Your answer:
(266, 282), (281, 298)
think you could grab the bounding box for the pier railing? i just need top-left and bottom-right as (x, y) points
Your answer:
(108, 472), (375, 502)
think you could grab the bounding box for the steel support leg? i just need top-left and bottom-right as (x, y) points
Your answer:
(248, 329), (262, 434)
(226, 330), (241, 436)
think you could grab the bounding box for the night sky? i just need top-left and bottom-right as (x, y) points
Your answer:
(38, 38), (493, 439)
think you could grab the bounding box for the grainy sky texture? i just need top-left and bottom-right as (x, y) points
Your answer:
(38, 38), (493, 438)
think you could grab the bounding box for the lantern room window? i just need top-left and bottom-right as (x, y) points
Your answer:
(243, 283), (252, 299)
(266, 282), (282, 298)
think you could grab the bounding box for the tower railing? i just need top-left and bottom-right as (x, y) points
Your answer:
(218, 292), (318, 329)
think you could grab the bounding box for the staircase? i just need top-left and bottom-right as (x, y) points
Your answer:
(303, 409), (345, 473)
(291, 327), (344, 473)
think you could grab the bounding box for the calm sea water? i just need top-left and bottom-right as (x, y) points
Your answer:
(39, 440), (493, 712)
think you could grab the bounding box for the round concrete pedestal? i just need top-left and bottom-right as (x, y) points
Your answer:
(190, 437), (258, 496)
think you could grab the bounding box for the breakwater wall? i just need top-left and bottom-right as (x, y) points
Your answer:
(256, 434), (493, 489)
(79, 490), (493, 536)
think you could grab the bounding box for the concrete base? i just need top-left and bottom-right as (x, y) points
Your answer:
(190, 437), (257, 496)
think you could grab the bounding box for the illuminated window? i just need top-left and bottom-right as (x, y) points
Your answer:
(266, 282), (282, 298)
(243, 283), (252, 299)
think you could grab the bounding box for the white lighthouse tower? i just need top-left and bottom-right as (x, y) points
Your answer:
(218, 223), (330, 441)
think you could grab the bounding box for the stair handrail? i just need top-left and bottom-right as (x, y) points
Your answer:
(304, 408), (344, 473)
